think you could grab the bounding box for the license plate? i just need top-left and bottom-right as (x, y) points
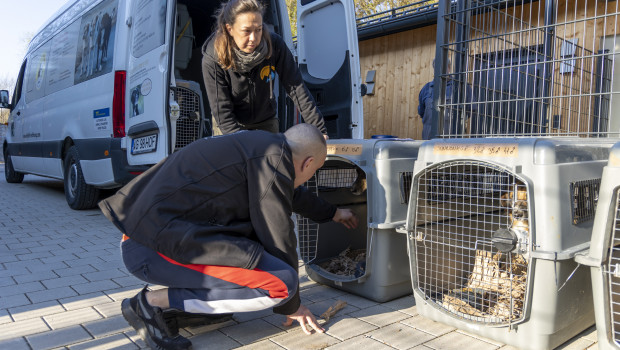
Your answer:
(131, 134), (158, 154)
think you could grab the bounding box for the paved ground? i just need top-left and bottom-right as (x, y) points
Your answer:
(0, 164), (600, 349)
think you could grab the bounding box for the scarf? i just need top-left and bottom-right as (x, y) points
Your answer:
(233, 39), (269, 73)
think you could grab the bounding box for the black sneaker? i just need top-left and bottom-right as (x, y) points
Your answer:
(163, 310), (233, 333)
(121, 286), (192, 350)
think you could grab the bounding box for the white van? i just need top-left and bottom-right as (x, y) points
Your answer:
(0, 0), (363, 209)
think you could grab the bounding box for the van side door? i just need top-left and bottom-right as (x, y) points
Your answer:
(296, 0), (363, 139)
(125, 0), (175, 165)
(6, 61), (28, 167)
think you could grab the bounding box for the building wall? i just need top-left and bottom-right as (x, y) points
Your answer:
(359, 25), (437, 140)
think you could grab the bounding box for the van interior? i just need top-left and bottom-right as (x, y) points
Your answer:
(171, 0), (281, 143)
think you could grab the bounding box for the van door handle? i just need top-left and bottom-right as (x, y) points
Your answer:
(16, 111), (20, 116)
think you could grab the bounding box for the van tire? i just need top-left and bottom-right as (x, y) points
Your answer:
(5, 153), (24, 183)
(64, 146), (100, 210)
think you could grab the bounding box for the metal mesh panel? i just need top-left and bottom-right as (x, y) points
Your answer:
(174, 86), (201, 151)
(298, 174), (319, 265)
(412, 161), (529, 325)
(607, 189), (620, 346)
(570, 178), (602, 224)
(436, 0), (620, 138)
(316, 167), (358, 189)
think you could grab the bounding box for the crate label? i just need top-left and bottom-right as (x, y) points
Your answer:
(433, 143), (519, 157)
(327, 144), (363, 155)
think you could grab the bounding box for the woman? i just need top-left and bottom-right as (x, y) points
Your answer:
(202, 0), (328, 137)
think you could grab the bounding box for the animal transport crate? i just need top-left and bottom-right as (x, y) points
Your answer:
(404, 137), (615, 350)
(575, 142), (620, 350)
(297, 138), (423, 302)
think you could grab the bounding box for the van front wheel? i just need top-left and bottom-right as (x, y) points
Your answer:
(64, 146), (100, 210)
(4, 153), (24, 183)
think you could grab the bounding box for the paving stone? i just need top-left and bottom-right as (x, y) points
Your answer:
(60, 292), (114, 310)
(7, 241), (42, 250)
(40, 253), (80, 264)
(44, 307), (103, 329)
(27, 261), (70, 273)
(0, 308), (12, 324)
(220, 319), (286, 345)
(16, 251), (53, 260)
(381, 295), (418, 316)
(347, 305), (411, 327)
(270, 327), (340, 350)
(336, 293), (380, 310)
(27, 325), (93, 350)
(0, 281), (45, 296)
(424, 331), (499, 350)
(42, 275), (89, 289)
(0, 293), (32, 309)
(367, 322), (435, 349)
(0, 317), (50, 340)
(111, 275), (144, 288)
(9, 300), (65, 321)
(301, 285), (348, 303)
(233, 339), (285, 350)
(82, 269), (127, 282)
(93, 301), (123, 317)
(13, 270), (58, 284)
(325, 317), (378, 341)
(82, 315), (131, 337)
(0, 267), (30, 278)
(0, 336), (31, 350)
(28, 286), (78, 303)
(72, 280), (121, 295)
(326, 335), (394, 350)
(103, 286), (144, 302)
(306, 299), (360, 320)
(556, 336), (596, 350)
(69, 333), (138, 350)
(0, 254), (18, 264)
(28, 244), (63, 253)
(188, 330), (241, 350)
(401, 315), (457, 336)
(53, 264), (97, 277)
(185, 319), (237, 335)
(64, 257), (106, 268)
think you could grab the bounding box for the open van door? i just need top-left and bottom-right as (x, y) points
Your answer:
(296, 0), (363, 139)
(125, 0), (175, 165)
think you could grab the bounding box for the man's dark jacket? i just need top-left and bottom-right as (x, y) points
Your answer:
(99, 131), (336, 315)
(201, 32), (326, 135)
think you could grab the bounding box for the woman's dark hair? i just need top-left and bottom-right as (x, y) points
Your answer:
(213, 0), (272, 70)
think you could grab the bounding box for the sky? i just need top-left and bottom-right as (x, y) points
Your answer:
(0, 0), (70, 83)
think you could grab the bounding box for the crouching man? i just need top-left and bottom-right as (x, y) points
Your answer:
(99, 124), (358, 350)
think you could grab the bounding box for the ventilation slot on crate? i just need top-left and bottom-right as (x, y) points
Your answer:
(570, 179), (601, 225)
(400, 171), (413, 204)
(413, 161), (530, 325)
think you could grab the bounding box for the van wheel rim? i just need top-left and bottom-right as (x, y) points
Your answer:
(69, 163), (78, 198)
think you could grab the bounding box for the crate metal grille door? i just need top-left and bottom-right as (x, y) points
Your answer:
(412, 160), (529, 325)
(434, 0), (620, 138)
(297, 167), (358, 265)
(606, 189), (620, 346)
(174, 86), (201, 151)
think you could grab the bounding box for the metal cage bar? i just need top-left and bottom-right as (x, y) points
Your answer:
(434, 0), (620, 138)
(607, 188), (620, 346)
(174, 86), (201, 151)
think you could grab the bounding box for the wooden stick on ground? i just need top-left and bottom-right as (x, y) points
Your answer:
(320, 300), (347, 323)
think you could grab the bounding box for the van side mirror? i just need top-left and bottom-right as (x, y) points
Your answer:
(0, 90), (9, 109)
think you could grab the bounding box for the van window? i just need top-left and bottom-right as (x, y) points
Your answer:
(25, 42), (51, 103)
(12, 61), (27, 106)
(132, 0), (168, 58)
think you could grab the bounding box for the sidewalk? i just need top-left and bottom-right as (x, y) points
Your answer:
(0, 165), (599, 349)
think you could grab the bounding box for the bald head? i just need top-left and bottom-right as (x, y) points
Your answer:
(284, 124), (327, 188)
(284, 124), (327, 161)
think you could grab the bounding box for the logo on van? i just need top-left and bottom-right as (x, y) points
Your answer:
(260, 65), (275, 83)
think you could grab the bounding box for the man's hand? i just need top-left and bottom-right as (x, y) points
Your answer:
(282, 304), (324, 335)
(332, 208), (359, 229)
(323, 134), (329, 141)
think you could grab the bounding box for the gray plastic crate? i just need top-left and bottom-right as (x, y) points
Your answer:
(297, 138), (422, 302)
(404, 137), (615, 350)
(575, 141), (620, 350)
